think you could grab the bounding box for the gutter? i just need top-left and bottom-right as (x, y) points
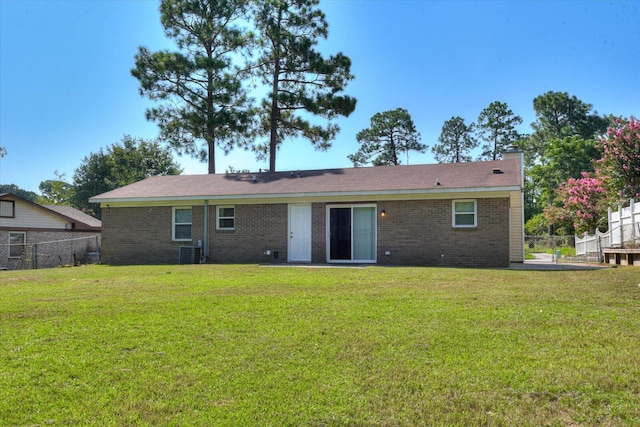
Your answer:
(89, 185), (521, 205)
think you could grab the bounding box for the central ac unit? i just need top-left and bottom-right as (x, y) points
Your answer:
(179, 246), (201, 264)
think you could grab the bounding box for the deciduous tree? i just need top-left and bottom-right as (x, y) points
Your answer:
(252, 0), (356, 171)
(0, 184), (38, 202)
(432, 116), (477, 163)
(538, 116), (639, 235)
(132, 0), (253, 174)
(348, 108), (425, 166)
(524, 91), (608, 163)
(527, 135), (601, 210)
(521, 91), (608, 224)
(73, 136), (182, 217)
(37, 171), (75, 205)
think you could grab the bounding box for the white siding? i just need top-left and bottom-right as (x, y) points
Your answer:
(0, 199), (68, 229)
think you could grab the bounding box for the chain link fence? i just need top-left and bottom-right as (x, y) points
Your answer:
(1, 235), (100, 270)
(525, 235), (576, 260)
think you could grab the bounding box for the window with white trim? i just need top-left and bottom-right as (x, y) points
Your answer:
(452, 200), (477, 228)
(9, 232), (26, 258)
(1, 200), (15, 218)
(172, 207), (192, 241)
(217, 206), (235, 230)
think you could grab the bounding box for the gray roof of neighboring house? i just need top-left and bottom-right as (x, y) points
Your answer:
(1, 193), (101, 230)
(90, 159), (522, 203)
(42, 204), (102, 229)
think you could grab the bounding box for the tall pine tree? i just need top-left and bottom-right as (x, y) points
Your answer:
(432, 116), (477, 163)
(252, 0), (356, 171)
(131, 0), (253, 174)
(348, 108), (425, 166)
(476, 101), (522, 161)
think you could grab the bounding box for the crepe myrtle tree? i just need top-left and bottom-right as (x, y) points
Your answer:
(545, 173), (608, 235)
(596, 116), (640, 201)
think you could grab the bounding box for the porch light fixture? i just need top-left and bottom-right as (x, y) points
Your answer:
(381, 210), (386, 217)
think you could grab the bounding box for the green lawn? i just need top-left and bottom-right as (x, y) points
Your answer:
(1, 264), (639, 426)
(525, 244), (577, 259)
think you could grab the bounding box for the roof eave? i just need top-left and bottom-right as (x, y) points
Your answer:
(2, 193), (99, 227)
(90, 185), (521, 204)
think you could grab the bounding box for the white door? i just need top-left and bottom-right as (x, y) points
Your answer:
(289, 204), (312, 262)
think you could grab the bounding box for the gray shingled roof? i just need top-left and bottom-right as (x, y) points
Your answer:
(90, 159), (521, 202)
(1, 192), (101, 230)
(43, 205), (102, 229)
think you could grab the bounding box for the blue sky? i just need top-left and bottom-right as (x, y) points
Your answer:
(1, 0), (638, 194)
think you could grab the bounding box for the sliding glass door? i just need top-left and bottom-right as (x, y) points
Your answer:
(328, 205), (376, 262)
(329, 207), (352, 260)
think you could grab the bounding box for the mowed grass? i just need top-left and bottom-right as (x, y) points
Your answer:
(1, 265), (639, 426)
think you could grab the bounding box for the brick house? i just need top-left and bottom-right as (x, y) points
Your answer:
(1, 193), (102, 270)
(90, 149), (524, 268)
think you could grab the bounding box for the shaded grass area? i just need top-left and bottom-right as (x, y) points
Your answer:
(1, 265), (639, 426)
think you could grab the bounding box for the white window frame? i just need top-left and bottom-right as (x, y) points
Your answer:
(216, 206), (235, 230)
(9, 231), (26, 258)
(1, 200), (15, 218)
(172, 207), (192, 241)
(452, 199), (477, 228)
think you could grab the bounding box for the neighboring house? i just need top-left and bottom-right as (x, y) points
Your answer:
(0, 193), (101, 270)
(90, 148), (524, 268)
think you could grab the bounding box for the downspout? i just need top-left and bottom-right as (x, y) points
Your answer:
(202, 200), (209, 263)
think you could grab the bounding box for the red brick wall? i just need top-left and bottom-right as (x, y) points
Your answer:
(100, 198), (510, 267)
(101, 206), (204, 265)
(311, 202), (326, 263)
(209, 204), (288, 263)
(376, 198), (510, 267)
